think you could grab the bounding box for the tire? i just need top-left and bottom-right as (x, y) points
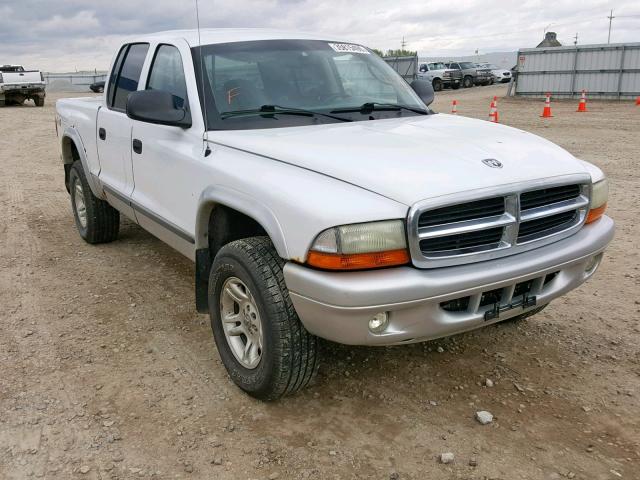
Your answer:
(432, 78), (443, 92)
(69, 161), (120, 243)
(463, 76), (474, 88)
(97, 86), (104, 93)
(209, 237), (319, 400)
(34, 96), (45, 107)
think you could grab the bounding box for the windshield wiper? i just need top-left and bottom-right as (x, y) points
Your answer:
(220, 105), (352, 122)
(331, 102), (429, 115)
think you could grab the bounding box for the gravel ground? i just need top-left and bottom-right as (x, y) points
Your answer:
(1, 85), (638, 480)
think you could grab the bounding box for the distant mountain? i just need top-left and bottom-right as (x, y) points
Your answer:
(418, 51), (518, 69)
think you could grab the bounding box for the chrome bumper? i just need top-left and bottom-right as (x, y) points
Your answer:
(284, 216), (614, 346)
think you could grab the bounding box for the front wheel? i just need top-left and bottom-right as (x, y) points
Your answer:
(463, 76), (474, 88)
(432, 78), (443, 92)
(209, 237), (319, 400)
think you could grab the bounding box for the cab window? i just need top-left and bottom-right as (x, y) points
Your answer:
(109, 43), (149, 111)
(146, 44), (188, 109)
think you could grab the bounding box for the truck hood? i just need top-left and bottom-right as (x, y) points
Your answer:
(209, 114), (590, 206)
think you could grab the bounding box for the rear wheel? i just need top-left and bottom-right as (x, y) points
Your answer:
(69, 161), (120, 243)
(432, 78), (443, 92)
(209, 237), (319, 400)
(34, 96), (45, 107)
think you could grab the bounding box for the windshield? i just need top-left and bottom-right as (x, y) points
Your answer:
(428, 62), (446, 70)
(192, 39), (427, 130)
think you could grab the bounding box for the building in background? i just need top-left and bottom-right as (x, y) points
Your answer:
(537, 32), (562, 48)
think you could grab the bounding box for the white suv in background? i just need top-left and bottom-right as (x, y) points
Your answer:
(477, 62), (512, 83)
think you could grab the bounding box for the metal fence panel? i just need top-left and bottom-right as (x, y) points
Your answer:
(383, 55), (418, 82)
(515, 42), (640, 99)
(43, 73), (108, 92)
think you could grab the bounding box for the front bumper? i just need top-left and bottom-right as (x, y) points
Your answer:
(284, 216), (614, 346)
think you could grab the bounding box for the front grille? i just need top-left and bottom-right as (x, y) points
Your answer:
(419, 197), (504, 227)
(521, 184), (581, 210)
(518, 210), (577, 242)
(420, 226), (503, 254)
(409, 178), (590, 268)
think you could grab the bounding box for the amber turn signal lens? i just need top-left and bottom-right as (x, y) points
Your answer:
(585, 203), (607, 224)
(307, 249), (410, 271)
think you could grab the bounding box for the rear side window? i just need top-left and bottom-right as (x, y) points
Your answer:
(110, 43), (149, 111)
(146, 45), (188, 109)
(106, 46), (127, 106)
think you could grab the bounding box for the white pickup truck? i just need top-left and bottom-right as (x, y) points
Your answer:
(0, 65), (46, 106)
(417, 62), (462, 91)
(55, 29), (614, 400)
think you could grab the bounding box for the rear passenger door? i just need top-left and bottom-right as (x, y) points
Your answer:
(97, 43), (149, 217)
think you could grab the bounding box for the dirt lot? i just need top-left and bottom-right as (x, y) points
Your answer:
(1, 85), (639, 480)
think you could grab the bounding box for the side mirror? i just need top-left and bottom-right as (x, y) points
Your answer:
(126, 90), (191, 128)
(410, 79), (435, 106)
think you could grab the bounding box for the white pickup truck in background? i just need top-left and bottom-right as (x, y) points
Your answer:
(55, 29), (614, 400)
(0, 65), (46, 106)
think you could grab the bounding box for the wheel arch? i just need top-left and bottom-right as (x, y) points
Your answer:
(60, 127), (102, 198)
(193, 185), (290, 313)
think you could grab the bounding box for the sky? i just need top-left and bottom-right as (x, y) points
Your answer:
(1, 1), (638, 72)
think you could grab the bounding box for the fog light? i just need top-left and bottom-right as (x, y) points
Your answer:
(368, 312), (389, 334)
(584, 253), (603, 276)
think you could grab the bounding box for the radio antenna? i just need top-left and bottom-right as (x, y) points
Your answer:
(195, 0), (211, 156)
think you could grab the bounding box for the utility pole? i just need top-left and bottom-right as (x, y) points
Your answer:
(573, 33), (578, 45)
(607, 9), (615, 44)
(401, 36), (407, 50)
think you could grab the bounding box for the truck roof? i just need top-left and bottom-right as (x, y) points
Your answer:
(128, 28), (349, 47)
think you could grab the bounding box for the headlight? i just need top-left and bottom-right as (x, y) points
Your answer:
(307, 220), (410, 270)
(586, 178), (608, 224)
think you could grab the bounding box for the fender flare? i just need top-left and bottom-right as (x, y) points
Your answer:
(61, 126), (104, 199)
(195, 185), (289, 259)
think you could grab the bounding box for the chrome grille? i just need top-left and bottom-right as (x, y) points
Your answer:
(407, 176), (591, 268)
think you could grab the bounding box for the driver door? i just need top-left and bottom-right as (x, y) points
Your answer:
(130, 42), (200, 258)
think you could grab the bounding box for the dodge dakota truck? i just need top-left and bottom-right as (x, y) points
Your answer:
(0, 64), (46, 106)
(55, 29), (614, 400)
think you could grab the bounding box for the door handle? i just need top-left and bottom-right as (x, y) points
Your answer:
(132, 139), (142, 154)
(98, 127), (106, 140)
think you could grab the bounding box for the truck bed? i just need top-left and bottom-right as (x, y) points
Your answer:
(56, 97), (102, 178)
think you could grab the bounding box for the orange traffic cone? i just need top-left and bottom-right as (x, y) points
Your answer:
(488, 100), (498, 123)
(492, 96), (499, 122)
(451, 99), (458, 114)
(541, 93), (553, 118)
(577, 90), (588, 112)
(636, 96), (640, 106)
